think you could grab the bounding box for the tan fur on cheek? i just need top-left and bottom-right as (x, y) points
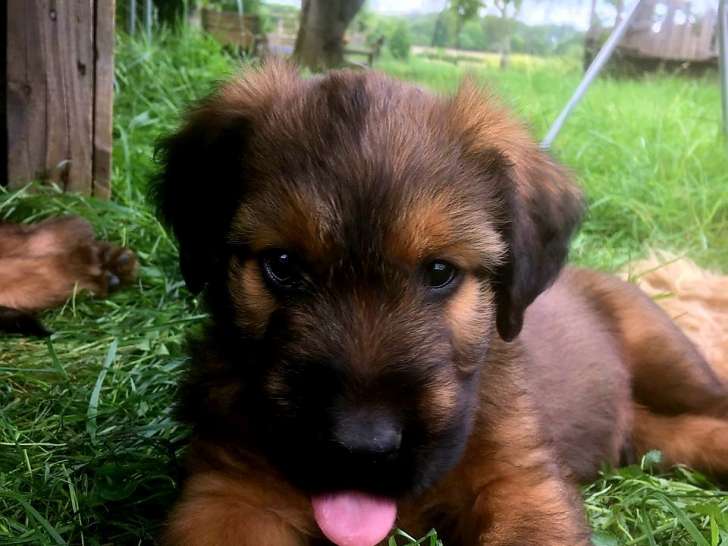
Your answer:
(422, 379), (460, 430)
(229, 259), (277, 335)
(446, 276), (492, 354)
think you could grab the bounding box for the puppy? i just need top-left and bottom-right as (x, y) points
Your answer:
(154, 62), (728, 546)
(0, 216), (138, 335)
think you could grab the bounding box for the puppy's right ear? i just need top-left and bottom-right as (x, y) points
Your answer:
(153, 61), (300, 293)
(154, 107), (250, 293)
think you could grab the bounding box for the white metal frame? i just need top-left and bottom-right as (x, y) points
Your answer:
(542, 0), (728, 148)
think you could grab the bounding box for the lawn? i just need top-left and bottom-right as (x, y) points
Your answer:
(1, 30), (727, 545)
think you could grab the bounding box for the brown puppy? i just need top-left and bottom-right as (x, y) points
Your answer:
(154, 62), (728, 546)
(0, 216), (138, 335)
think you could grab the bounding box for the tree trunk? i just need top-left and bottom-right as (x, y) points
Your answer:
(432, 11), (448, 47)
(589, 0), (598, 27)
(615, 0), (624, 26)
(498, 6), (510, 70)
(584, 0), (599, 71)
(454, 17), (463, 50)
(293, 0), (365, 71)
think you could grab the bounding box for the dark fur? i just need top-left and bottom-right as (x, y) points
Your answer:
(0, 216), (138, 336)
(154, 62), (728, 546)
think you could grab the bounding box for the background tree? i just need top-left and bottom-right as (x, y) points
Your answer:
(589, 0), (598, 27)
(389, 20), (412, 59)
(293, 0), (365, 70)
(488, 0), (523, 68)
(449, 0), (482, 50)
(431, 10), (452, 47)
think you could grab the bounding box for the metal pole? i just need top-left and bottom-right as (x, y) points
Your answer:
(144, 0), (153, 41)
(128, 0), (136, 35)
(541, 0), (643, 149)
(719, 0), (728, 139)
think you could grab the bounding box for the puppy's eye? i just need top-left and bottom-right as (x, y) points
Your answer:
(260, 250), (303, 291)
(424, 260), (458, 290)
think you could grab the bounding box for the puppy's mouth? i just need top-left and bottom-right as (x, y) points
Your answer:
(312, 490), (397, 546)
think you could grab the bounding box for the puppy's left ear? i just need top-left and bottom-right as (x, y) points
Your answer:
(449, 82), (586, 342)
(492, 149), (585, 342)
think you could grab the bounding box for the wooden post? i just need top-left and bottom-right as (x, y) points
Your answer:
(5, 0), (115, 198)
(93, 0), (116, 198)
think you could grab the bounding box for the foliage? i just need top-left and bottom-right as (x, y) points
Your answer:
(488, 0), (523, 16)
(430, 11), (452, 47)
(448, 0), (483, 48)
(388, 21), (412, 60)
(199, 0), (262, 14)
(449, 0), (482, 23)
(370, 10), (584, 56)
(1, 27), (727, 546)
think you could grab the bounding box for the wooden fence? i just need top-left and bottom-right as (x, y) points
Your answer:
(5, 0), (115, 197)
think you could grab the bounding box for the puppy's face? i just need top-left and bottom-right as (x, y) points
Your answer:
(157, 63), (584, 499)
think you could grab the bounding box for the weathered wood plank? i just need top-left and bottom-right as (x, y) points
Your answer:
(6, 0), (99, 195)
(618, 0), (719, 63)
(64, 0), (95, 194)
(7, 0), (47, 188)
(93, 0), (115, 198)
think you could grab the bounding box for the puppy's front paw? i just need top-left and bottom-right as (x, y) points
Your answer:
(97, 243), (139, 289)
(66, 242), (138, 298)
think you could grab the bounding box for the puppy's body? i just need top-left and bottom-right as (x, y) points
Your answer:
(155, 64), (728, 545)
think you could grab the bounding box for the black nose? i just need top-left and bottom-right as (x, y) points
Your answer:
(333, 409), (402, 455)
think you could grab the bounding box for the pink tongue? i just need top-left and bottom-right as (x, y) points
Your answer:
(312, 491), (397, 546)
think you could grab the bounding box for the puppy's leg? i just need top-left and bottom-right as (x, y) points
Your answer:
(164, 473), (310, 546)
(573, 270), (728, 476)
(0, 216), (96, 258)
(472, 466), (590, 546)
(0, 222), (30, 256)
(0, 256), (81, 310)
(25, 216), (96, 257)
(0, 247), (117, 311)
(632, 406), (728, 479)
(469, 436), (591, 546)
(0, 306), (50, 337)
(573, 270), (728, 417)
(426, 374), (592, 546)
(164, 445), (315, 546)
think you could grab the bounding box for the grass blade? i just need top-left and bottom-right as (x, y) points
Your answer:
(86, 339), (118, 442)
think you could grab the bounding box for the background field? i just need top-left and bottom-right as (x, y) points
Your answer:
(1, 31), (727, 545)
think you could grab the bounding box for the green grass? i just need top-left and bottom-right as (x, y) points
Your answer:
(1, 30), (727, 545)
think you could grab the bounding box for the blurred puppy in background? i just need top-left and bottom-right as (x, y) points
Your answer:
(625, 253), (728, 382)
(0, 216), (138, 336)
